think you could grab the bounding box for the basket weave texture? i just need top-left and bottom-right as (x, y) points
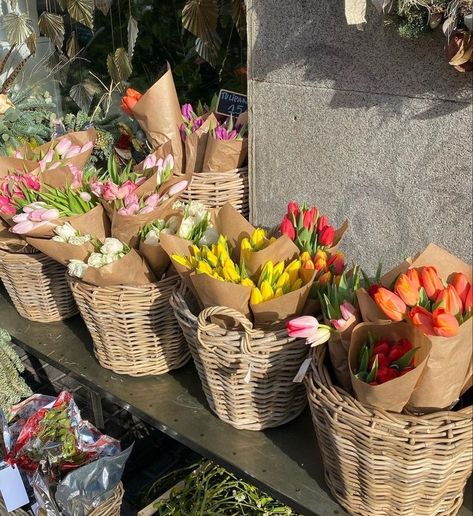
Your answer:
(1, 482), (123, 516)
(180, 167), (249, 218)
(0, 249), (77, 322)
(306, 345), (473, 516)
(67, 275), (189, 377)
(170, 287), (308, 431)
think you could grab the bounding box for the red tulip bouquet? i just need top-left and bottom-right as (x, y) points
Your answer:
(357, 243), (472, 410)
(349, 322), (432, 412)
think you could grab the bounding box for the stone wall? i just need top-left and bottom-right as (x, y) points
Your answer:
(247, 0), (472, 272)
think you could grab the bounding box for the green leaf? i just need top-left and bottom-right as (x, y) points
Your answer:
(366, 354), (378, 383)
(375, 262), (383, 283)
(391, 347), (418, 370)
(418, 287), (431, 309)
(357, 344), (369, 375)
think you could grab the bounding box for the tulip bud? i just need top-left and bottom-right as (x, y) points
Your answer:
(435, 285), (463, 315)
(318, 271), (332, 286)
(287, 201), (300, 219)
(450, 272), (471, 307)
(406, 268), (421, 291)
(302, 208), (316, 230)
(167, 180), (188, 197)
(394, 273), (419, 307)
(373, 287), (406, 321)
(319, 225), (335, 247)
(280, 215), (296, 240)
(421, 266), (443, 301)
(317, 215), (328, 233)
(55, 138), (72, 156)
(432, 308), (460, 337)
(408, 306), (435, 336)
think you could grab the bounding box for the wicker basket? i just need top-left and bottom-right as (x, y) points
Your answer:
(180, 167), (249, 218)
(67, 275), (190, 377)
(1, 482), (124, 516)
(170, 286), (308, 430)
(0, 249), (77, 323)
(306, 345), (473, 516)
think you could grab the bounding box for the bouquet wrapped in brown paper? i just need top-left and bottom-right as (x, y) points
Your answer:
(349, 322), (432, 413)
(0, 219), (31, 252)
(359, 243), (472, 411)
(66, 238), (155, 287)
(130, 64), (184, 174)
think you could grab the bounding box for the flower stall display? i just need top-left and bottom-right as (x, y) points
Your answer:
(1, 391), (129, 514)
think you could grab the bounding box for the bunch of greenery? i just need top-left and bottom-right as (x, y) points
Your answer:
(0, 329), (32, 419)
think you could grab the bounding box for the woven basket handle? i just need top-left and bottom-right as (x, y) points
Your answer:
(197, 306), (261, 354)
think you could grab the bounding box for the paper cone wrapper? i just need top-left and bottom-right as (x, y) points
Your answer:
(40, 165), (75, 189)
(213, 203), (255, 259)
(138, 241), (170, 280)
(190, 272), (252, 328)
(0, 222), (29, 252)
(251, 271), (315, 329)
(184, 114), (217, 174)
(81, 249), (155, 287)
(330, 219), (349, 251)
(244, 235), (299, 277)
(0, 157), (38, 178)
(349, 322), (432, 413)
(131, 64), (184, 174)
(134, 139), (174, 197)
(327, 312), (361, 393)
(201, 137), (248, 173)
(25, 237), (94, 266)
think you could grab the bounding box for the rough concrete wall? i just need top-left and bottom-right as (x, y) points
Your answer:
(247, 0), (472, 272)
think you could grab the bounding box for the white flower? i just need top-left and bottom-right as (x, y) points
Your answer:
(144, 229), (161, 246)
(177, 216), (195, 239)
(54, 223), (77, 241)
(186, 201), (207, 222)
(100, 238), (124, 255)
(67, 260), (88, 278)
(166, 215), (179, 233)
(101, 253), (120, 265)
(172, 200), (185, 211)
(52, 235), (67, 243)
(68, 235), (91, 246)
(160, 227), (175, 235)
(198, 226), (219, 246)
(87, 252), (105, 268)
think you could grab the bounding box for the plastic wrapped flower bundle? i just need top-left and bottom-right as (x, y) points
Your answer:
(1, 391), (130, 515)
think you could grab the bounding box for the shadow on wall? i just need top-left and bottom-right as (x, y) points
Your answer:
(249, 0), (472, 119)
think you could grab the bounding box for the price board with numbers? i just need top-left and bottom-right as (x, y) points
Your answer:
(216, 89), (248, 117)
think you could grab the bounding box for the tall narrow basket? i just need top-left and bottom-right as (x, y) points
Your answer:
(180, 167), (249, 218)
(67, 275), (189, 377)
(0, 249), (77, 322)
(171, 286), (307, 430)
(306, 345), (473, 516)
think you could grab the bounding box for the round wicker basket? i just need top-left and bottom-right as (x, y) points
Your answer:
(0, 249), (77, 322)
(67, 275), (189, 377)
(180, 167), (249, 218)
(306, 345), (473, 516)
(170, 286), (308, 431)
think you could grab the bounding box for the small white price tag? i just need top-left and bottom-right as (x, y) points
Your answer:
(0, 464), (29, 512)
(293, 357), (312, 383)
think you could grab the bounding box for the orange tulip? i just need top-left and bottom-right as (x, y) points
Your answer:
(420, 266), (443, 300)
(327, 252), (345, 275)
(318, 271), (332, 286)
(374, 287), (407, 321)
(301, 259), (315, 284)
(432, 308), (460, 337)
(407, 268), (421, 291)
(121, 88), (143, 116)
(394, 273), (419, 307)
(450, 272), (471, 307)
(409, 306), (435, 336)
(435, 285), (463, 315)
(465, 284), (472, 313)
(125, 88), (142, 100)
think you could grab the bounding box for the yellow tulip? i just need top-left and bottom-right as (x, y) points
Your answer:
(300, 251), (312, 263)
(290, 278), (303, 292)
(222, 259), (240, 283)
(240, 237), (252, 253)
(251, 228), (266, 250)
(272, 261), (285, 284)
(204, 249), (218, 268)
(196, 261), (214, 276)
(258, 261), (273, 288)
(274, 287), (284, 298)
(172, 255), (192, 269)
(285, 259), (301, 284)
(275, 271), (290, 291)
(251, 287), (263, 305)
(241, 277), (255, 288)
(260, 280), (274, 302)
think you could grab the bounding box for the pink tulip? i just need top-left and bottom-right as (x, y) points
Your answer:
(167, 180), (188, 197)
(117, 180), (137, 199)
(330, 318), (348, 331)
(286, 316), (332, 347)
(144, 193), (160, 208)
(340, 301), (356, 320)
(29, 209), (47, 222)
(41, 208), (59, 221)
(118, 203), (139, 216)
(80, 192), (92, 202)
(124, 193), (139, 206)
(163, 155), (174, 170)
(55, 138), (72, 156)
(142, 154), (157, 170)
(13, 212), (29, 222)
(63, 145), (82, 159)
(12, 220), (36, 234)
(80, 141), (93, 153)
(69, 165), (83, 189)
(102, 182), (120, 201)
(90, 180), (104, 197)
(14, 150), (23, 159)
(43, 149), (54, 164)
(0, 196), (15, 215)
(138, 206), (154, 215)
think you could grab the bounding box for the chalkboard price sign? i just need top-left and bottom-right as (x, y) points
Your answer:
(216, 89), (248, 117)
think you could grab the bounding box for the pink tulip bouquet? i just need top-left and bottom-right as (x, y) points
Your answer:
(0, 173), (41, 217)
(180, 103), (205, 142)
(210, 116), (247, 142)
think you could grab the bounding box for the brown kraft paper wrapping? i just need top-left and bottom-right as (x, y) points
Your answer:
(327, 311), (361, 393)
(0, 221), (30, 252)
(0, 157), (38, 178)
(349, 322), (432, 413)
(25, 237), (94, 266)
(80, 249), (155, 287)
(244, 235), (299, 277)
(213, 203), (254, 258)
(330, 219), (349, 251)
(131, 64), (184, 174)
(184, 114), (217, 174)
(201, 137), (248, 173)
(138, 242), (170, 280)
(251, 271), (316, 329)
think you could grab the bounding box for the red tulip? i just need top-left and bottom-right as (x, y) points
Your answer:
(435, 285), (463, 315)
(287, 201), (300, 219)
(407, 268), (422, 291)
(319, 225), (335, 247)
(394, 273), (419, 307)
(368, 284), (380, 297)
(421, 266), (443, 301)
(317, 215), (328, 232)
(465, 284), (472, 313)
(450, 272), (471, 307)
(432, 308), (460, 337)
(374, 287), (407, 321)
(409, 306), (435, 336)
(327, 252), (345, 275)
(377, 366), (399, 384)
(302, 207), (317, 230)
(280, 215), (296, 240)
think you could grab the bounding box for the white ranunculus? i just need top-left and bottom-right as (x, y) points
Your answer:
(199, 226), (219, 247)
(177, 216), (195, 239)
(87, 252), (105, 268)
(68, 235), (91, 246)
(54, 222), (77, 241)
(67, 260), (88, 278)
(144, 229), (160, 246)
(100, 238), (124, 255)
(101, 253), (120, 265)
